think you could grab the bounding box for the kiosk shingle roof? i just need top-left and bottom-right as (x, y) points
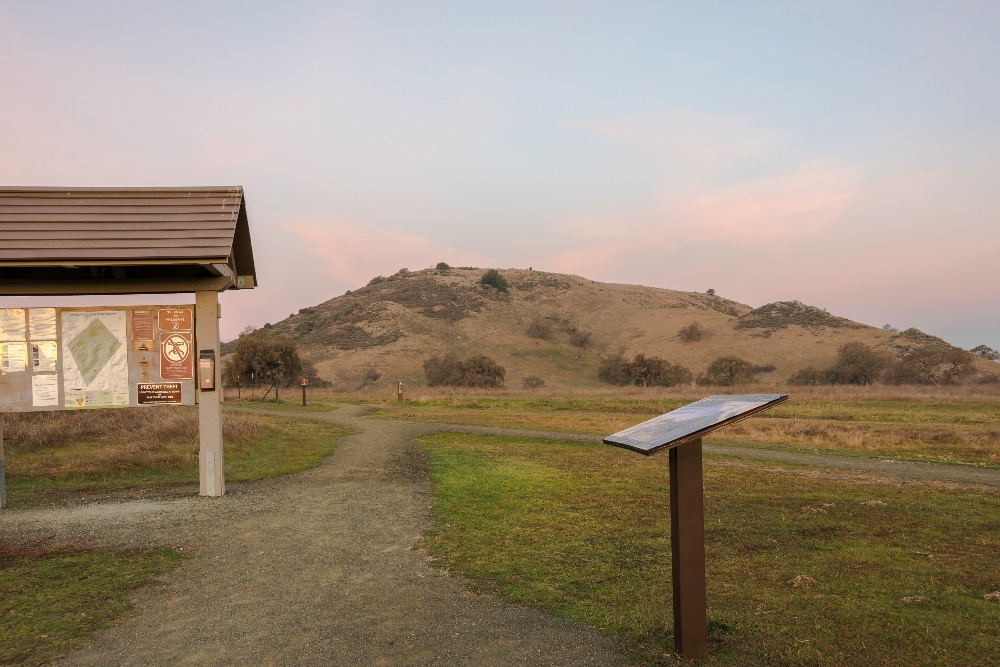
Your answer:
(0, 186), (256, 295)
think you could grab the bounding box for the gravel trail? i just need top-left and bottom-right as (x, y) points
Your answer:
(1, 405), (623, 666)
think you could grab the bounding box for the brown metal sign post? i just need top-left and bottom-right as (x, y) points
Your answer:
(397, 381), (404, 403)
(604, 394), (788, 660)
(300, 377), (308, 406)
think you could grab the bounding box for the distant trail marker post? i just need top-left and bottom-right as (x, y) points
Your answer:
(604, 393), (788, 660)
(300, 377), (308, 406)
(0, 187), (257, 505)
(397, 381), (404, 403)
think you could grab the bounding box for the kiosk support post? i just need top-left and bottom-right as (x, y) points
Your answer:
(0, 414), (6, 508)
(670, 438), (707, 659)
(196, 290), (225, 497)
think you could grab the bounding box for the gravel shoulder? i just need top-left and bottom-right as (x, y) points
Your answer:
(0, 405), (623, 666)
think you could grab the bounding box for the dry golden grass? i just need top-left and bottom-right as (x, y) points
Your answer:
(319, 384), (1000, 467)
(4, 408), (270, 477)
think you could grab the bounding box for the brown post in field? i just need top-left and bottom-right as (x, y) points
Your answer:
(301, 377), (308, 406)
(397, 381), (404, 402)
(670, 438), (707, 660)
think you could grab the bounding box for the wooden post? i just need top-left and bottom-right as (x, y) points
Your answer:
(196, 290), (224, 497)
(397, 381), (404, 403)
(0, 414), (6, 508)
(669, 438), (707, 660)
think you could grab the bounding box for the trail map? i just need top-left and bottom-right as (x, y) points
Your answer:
(61, 310), (128, 408)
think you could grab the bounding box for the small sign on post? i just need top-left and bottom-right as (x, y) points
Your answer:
(604, 394), (788, 660)
(300, 377), (308, 406)
(397, 381), (404, 403)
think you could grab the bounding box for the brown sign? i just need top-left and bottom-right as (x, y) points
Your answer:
(158, 308), (192, 331)
(132, 309), (154, 341)
(160, 331), (193, 380)
(300, 378), (309, 386)
(137, 383), (182, 405)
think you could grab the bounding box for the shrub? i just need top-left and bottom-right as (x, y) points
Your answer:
(884, 346), (978, 385)
(436, 262), (451, 271)
(526, 319), (553, 339)
(751, 363), (776, 374)
(697, 356), (755, 386)
(367, 275), (385, 286)
(521, 375), (545, 389)
(826, 342), (889, 385)
(479, 269), (509, 293)
(598, 355), (631, 386)
(222, 329), (305, 388)
(598, 354), (691, 387)
(362, 367), (382, 382)
(568, 329), (592, 347)
(678, 322), (705, 342)
(971, 344), (1000, 361)
(788, 366), (828, 386)
(423, 353), (505, 387)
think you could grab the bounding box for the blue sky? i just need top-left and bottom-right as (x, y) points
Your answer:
(1, 2), (998, 348)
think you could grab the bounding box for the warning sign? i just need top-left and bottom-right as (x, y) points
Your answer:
(158, 308), (192, 331)
(137, 383), (183, 405)
(160, 331), (193, 380)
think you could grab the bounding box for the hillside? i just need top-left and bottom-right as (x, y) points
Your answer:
(254, 267), (989, 389)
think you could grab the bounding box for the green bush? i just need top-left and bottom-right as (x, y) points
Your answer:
(677, 322), (705, 342)
(826, 342), (888, 385)
(598, 353), (691, 387)
(788, 366), (828, 386)
(697, 356), (755, 386)
(436, 262), (451, 271)
(479, 269), (509, 293)
(423, 353), (505, 388)
(883, 346), (977, 385)
(521, 375), (545, 389)
(526, 319), (553, 339)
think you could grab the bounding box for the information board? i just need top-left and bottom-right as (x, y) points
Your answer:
(603, 394), (788, 455)
(0, 306), (197, 412)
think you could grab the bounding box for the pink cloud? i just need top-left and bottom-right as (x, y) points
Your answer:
(282, 217), (493, 286)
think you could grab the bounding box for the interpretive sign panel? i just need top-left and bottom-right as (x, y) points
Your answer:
(603, 394), (788, 455)
(0, 306), (197, 412)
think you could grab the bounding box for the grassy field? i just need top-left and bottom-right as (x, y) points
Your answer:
(418, 432), (1000, 666)
(0, 544), (182, 667)
(359, 389), (1000, 468)
(2, 406), (348, 507)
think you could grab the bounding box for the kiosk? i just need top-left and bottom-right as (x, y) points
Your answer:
(0, 186), (257, 505)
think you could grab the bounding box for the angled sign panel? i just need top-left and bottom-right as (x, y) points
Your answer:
(603, 394), (788, 455)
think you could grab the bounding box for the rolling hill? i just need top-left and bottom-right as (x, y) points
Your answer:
(252, 267), (990, 390)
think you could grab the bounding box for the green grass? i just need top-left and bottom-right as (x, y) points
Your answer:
(5, 417), (348, 507)
(418, 432), (1000, 666)
(0, 545), (183, 666)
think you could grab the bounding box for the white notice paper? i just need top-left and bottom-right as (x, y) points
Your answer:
(32, 374), (59, 407)
(28, 308), (57, 340)
(1, 342), (28, 372)
(0, 309), (26, 342)
(32, 341), (58, 372)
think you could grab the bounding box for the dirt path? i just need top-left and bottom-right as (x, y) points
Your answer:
(0, 405), (623, 666)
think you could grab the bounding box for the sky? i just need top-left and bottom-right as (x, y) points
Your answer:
(1, 1), (998, 348)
